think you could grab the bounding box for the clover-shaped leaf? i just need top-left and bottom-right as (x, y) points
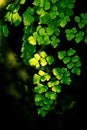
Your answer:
(45, 91), (57, 100)
(40, 58), (47, 66)
(63, 56), (71, 64)
(28, 36), (36, 45)
(71, 67), (81, 75)
(40, 51), (47, 58)
(33, 74), (40, 84)
(34, 84), (48, 94)
(71, 55), (80, 63)
(52, 85), (61, 93)
(46, 56), (54, 65)
(61, 77), (71, 85)
(67, 62), (74, 69)
(67, 48), (76, 56)
(44, 2), (50, 10)
(58, 51), (66, 60)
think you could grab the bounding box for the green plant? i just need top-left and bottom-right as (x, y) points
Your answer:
(1, 0), (87, 117)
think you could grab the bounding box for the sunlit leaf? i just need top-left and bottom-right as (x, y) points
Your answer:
(28, 36), (36, 45)
(40, 58), (47, 66)
(38, 70), (45, 76)
(29, 58), (40, 67)
(40, 51), (47, 58)
(20, 0), (26, 4)
(34, 53), (40, 60)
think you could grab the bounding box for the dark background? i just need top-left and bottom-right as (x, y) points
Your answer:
(0, 0), (87, 129)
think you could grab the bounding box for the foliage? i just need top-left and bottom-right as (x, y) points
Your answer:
(2, 0), (87, 117)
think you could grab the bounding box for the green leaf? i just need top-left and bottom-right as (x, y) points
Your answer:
(74, 16), (80, 23)
(28, 36), (36, 45)
(35, 94), (44, 102)
(71, 67), (81, 75)
(34, 84), (48, 94)
(75, 36), (83, 43)
(61, 77), (71, 85)
(60, 19), (67, 28)
(3, 25), (9, 37)
(34, 53), (40, 60)
(12, 12), (22, 26)
(44, 35), (50, 45)
(33, 74), (40, 84)
(68, 3), (74, 9)
(75, 61), (81, 67)
(84, 36), (87, 45)
(51, 0), (56, 3)
(53, 68), (63, 80)
(23, 7), (34, 26)
(39, 28), (46, 36)
(37, 36), (44, 45)
(29, 58), (40, 68)
(44, 2), (50, 10)
(47, 81), (54, 88)
(46, 56), (54, 65)
(63, 56), (71, 64)
(58, 51), (66, 60)
(40, 51), (47, 58)
(40, 58), (47, 66)
(52, 85), (61, 93)
(20, 0), (26, 4)
(38, 108), (47, 117)
(67, 48), (76, 56)
(71, 55), (80, 63)
(45, 91), (57, 100)
(64, 71), (70, 77)
(66, 33), (75, 41)
(46, 27), (54, 36)
(67, 62), (74, 69)
(38, 70), (45, 76)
